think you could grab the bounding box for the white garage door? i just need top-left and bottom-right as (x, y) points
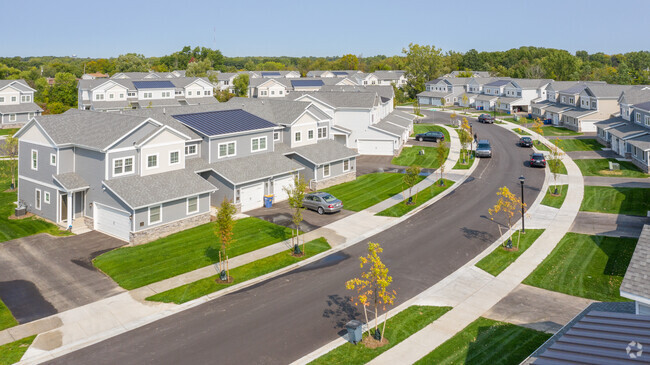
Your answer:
(580, 120), (597, 133)
(95, 203), (131, 241)
(357, 139), (394, 156)
(240, 183), (264, 212)
(273, 175), (294, 202)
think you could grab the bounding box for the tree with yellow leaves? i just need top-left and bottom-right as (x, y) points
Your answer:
(346, 242), (396, 343)
(532, 118), (544, 145)
(489, 186), (526, 249)
(459, 117), (473, 164)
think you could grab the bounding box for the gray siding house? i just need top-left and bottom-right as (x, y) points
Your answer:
(0, 79), (43, 126)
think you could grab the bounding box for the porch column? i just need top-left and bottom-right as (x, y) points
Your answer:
(67, 193), (73, 226)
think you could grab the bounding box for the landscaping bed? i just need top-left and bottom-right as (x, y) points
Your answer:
(523, 233), (636, 302)
(541, 185), (568, 208)
(376, 179), (453, 217)
(453, 150), (475, 169)
(512, 128), (530, 136)
(574, 158), (649, 178)
(392, 146), (447, 169)
(0, 335), (36, 365)
(580, 186), (650, 216)
(147, 238), (331, 304)
(476, 229), (544, 276)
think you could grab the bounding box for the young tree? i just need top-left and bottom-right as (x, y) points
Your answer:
(461, 93), (469, 112)
(488, 186), (526, 249)
(215, 198), (237, 281)
(548, 139), (565, 195)
(532, 118), (544, 144)
(233, 73), (249, 97)
(403, 165), (422, 204)
(346, 242), (396, 342)
(402, 43), (446, 98)
(449, 112), (457, 127)
(439, 97), (446, 110)
(284, 174), (307, 254)
(459, 118), (472, 164)
(413, 101), (421, 116)
(0, 136), (18, 190)
(436, 140), (448, 185)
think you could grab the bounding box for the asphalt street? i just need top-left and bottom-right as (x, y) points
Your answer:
(50, 111), (545, 364)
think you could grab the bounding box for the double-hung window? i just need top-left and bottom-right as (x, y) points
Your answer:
(323, 164), (331, 177)
(185, 145), (197, 155)
(294, 131), (301, 142)
(308, 130), (314, 140)
(31, 150), (38, 170)
(251, 137), (267, 152)
(35, 189), (41, 210)
(273, 132), (280, 141)
(170, 151), (180, 165)
(21, 95), (31, 102)
(187, 196), (199, 214)
(50, 153), (56, 166)
(114, 157), (134, 176)
(218, 142), (236, 158)
(149, 205), (162, 224)
(343, 159), (350, 171)
(147, 154), (158, 168)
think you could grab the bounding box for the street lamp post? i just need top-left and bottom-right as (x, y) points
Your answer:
(519, 175), (525, 234)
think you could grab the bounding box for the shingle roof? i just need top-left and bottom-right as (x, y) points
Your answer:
(627, 135), (650, 151)
(172, 109), (276, 137)
(104, 169), (216, 209)
(372, 121), (406, 137)
(633, 101), (650, 112)
(585, 84), (633, 99)
(318, 85), (394, 101)
(53, 172), (89, 192)
(621, 87), (650, 106)
(594, 116), (627, 129)
(485, 79), (511, 87)
(561, 108), (596, 118)
(299, 92), (377, 108)
(372, 70), (405, 80)
(0, 79), (34, 92)
(474, 94), (498, 101)
(544, 105), (573, 113)
(278, 139), (358, 165)
(608, 123), (649, 139)
(417, 91), (452, 98)
(225, 98), (319, 126)
(209, 152), (304, 185)
(0, 102), (43, 114)
(559, 83), (589, 94)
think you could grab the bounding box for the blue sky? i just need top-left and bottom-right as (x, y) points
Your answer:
(2, 0), (649, 58)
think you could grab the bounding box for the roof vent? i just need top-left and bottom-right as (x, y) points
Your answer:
(163, 108), (166, 115)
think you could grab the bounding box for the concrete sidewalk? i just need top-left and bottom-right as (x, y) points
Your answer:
(583, 176), (650, 188)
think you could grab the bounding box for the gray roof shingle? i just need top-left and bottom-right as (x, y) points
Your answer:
(0, 102), (43, 114)
(279, 140), (358, 165)
(209, 152), (304, 185)
(627, 135), (650, 151)
(608, 123), (649, 139)
(53, 172), (89, 191)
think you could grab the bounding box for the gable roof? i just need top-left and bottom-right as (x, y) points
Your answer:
(278, 139), (358, 165)
(0, 79), (36, 92)
(226, 98), (320, 126)
(584, 84), (633, 99)
(172, 109), (276, 137)
(621, 224), (650, 301)
(296, 91), (378, 109)
(208, 151), (304, 185)
(485, 79), (511, 87)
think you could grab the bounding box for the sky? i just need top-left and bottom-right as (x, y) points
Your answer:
(2, 0), (649, 58)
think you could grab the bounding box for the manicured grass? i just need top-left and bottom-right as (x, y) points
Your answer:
(581, 186), (650, 216)
(0, 162), (72, 243)
(541, 185), (568, 208)
(541, 126), (582, 136)
(0, 299), (18, 331)
(524, 233), (636, 302)
(376, 179), (453, 217)
(453, 150), (475, 169)
(534, 142), (550, 152)
(310, 306), (452, 365)
(512, 128), (530, 135)
(0, 335), (36, 365)
(556, 138), (602, 152)
(325, 173), (424, 212)
(147, 238), (331, 304)
(574, 158), (649, 178)
(0, 128), (19, 137)
(549, 159), (567, 175)
(476, 229), (544, 276)
(414, 317), (551, 365)
(412, 124), (451, 142)
(392, 146), (447, 169)
(93, 217), (295, 290)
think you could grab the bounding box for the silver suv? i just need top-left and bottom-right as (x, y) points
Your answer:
(303, 192), (343, 214)
(476, 139), (492, 158)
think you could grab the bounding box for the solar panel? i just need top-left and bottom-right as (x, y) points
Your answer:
(332, 71), (348, 76)
(291, 79), (324, 87)
(261, 72), (281, 77)
(485, 80), (511, 87)
(132, 80), (176, 89)
(172, 109), (276, 137)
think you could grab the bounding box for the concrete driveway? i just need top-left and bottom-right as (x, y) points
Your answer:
(0, 231), (125, 323)
(247, 200), (354, 232)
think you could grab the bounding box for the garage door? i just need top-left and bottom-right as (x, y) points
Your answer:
(240, 183), (264, 212)
(273, 175), (294, 202)
(580, 120), (597, 133)
(357, 139), (394, 156)
(94, 203), (131, 241)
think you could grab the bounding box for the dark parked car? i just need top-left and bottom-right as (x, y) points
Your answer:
(476, 139), (492, 158)
(303, 192), (343, 214)
(478, 114), (495, 124)
(415, 131), (445, 142)
(519, 136), (533, 147)
(530, 153), (546, 167)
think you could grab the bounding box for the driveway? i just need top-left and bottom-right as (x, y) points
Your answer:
(246, 200), (355, 232)
(0, 231), (125, 323)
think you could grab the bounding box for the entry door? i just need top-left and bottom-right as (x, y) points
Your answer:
(61, 194), (68, 222)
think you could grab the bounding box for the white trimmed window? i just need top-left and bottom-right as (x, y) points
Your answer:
(343, 159), (350, 171)
(273, 132), (280, 141)
(35, 189), (41, 210)
(95, 93), (104, 100)
(645, 115), (650, 126)
(323, 164), (330, 177)
(170, 151), (180, 165)
(113, 157), (134, 176)
(187, 196), (199, 214)
(0, 97), (4, 102)
(128, 92), (135, 97)
(251, 137), (267, 152)
(21, 95), (31, 102)
(218, 141), (236, 158)
(108, 93), (114, 99)
(9, 114), (16, 122)
(149, 205), (162, 224)
(188, 91), (192, 96)
(294, 131), (301, 142)
(44, 191), (50, 204)
(11, 96), (16, 102)
(143, 92), (153, 99)
(637, 113), (642, 123)
(147, 154), (158, 168)
(31, 150), (38, 170)
(308, 130), (315, 140)
(50, 153), (57, 166)
(185, 145), (197, 156)
(261, 91), (267, 96)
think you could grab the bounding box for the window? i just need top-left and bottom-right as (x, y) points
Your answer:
(21, 95), (31, 102)
(0, 97), (4, 102)
(185, 145), (197, 155)
(323, 164), (330, 177)
(11, 96), (16, 102)
(44, 191), (50, 204)
(143, 92), (153, 99)
(343, 159), (350, 171)
(108, 93), (114, 99)
(119, 93), (124, 98)
(317, 127), (328, 139)
(128, 92), (136, 97)
(50, 153), (56, 166)
(170, 151), (180, 164)
(204, 90), (211, 96)
(9, 114), (16, 121)
(261, 91), (267, 96)
(187, 196), (198, 214)
(147, 154), (158, 168)
(188, 91), (192, 96)
(294, 131), (301, 142)
(35, 189), (41, 210)
(251, 137), (267, 152)
(273, 132), (280, 141)
(162, 91), (170, 98)
(279, 90), (283, 95)
(569, 98), (574, 104)
(637, 113), (641, 123)
(561, 96), (566, 103)
(31, 150), (38, 170)
(308, 130), (314, 140)
(149, 205), (162, 224)
(645, 116), (650, 126)
(113, 157), (134, 176)
(218, 141), (236, 158)
(95, 94), (104, 100)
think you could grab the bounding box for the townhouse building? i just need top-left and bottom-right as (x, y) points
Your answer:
(417, 78), (471, 106)
(372, 70), (407, 87)
(0, 80), (43, 126)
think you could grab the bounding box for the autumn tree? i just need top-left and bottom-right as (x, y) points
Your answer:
(548, 139), (565, 195)
(232, 73), (249, 97)
(284, 174), (308, 254)
(459, 118), (472, 164)
(461, 94), (469, 112)
(346, 242), (396, 342)
(0, 136), (18, 190)
(216, 198), (237, 281)
(436, 140), (448, 185)
(403, 165), (422, 204)
(450, 112), (457, 127)
(532, 118), (544, 144)
(489, 186), (526, 249)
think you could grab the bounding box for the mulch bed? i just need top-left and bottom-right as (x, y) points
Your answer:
(8, 212), (34, 220)
(361, 336), (389, 349)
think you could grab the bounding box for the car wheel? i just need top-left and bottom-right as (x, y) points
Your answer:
(418, 137), (423, 142)
(317, 207), (324, 215)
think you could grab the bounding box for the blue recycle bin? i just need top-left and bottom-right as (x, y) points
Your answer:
(264, 195), (273, 208)
(528, 113), (532, 119)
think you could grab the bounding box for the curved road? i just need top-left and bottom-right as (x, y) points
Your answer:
(50, 111), (545, 364)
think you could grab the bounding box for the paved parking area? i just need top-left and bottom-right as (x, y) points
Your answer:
(0, 231), (125, 323)
(247, 200), (354, 232)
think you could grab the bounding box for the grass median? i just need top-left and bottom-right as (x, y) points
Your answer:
(309, 306), (452, 365)
(476, 229), (545, 276)
(147, 238), (330, 304)
(574, 158), (649, 178)
(453, 150), (475, 169)
(0, 299), (18, 331)
(581, 186), (650, 216)
(541, 185), (568, 208)
(512, 128), (530, 135)
(94, 217), (295, 290)
(376, 179), (453, 217)
(0, 335), (36, 365)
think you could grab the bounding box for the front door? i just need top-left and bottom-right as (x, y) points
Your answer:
(61, 194), (68, 222)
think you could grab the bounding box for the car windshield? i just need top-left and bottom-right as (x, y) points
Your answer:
(522, 137), (531, 141)
(533, 155), (544, 160)
(321, 194), (337, 203)
(478, 143), (490, 149)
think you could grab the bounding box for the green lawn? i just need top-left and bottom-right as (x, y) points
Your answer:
(541, 126), (582, 136)
(556, 138), (602, 152)
(414, 317), (551, 365)
(534, 142), (550, 152)
(325, 173), (424, 212)
(0, 299), (18, 331)
(523, 233), (636, 302)
(512, 128), (530, 136)
(548, 159), (568, 175)
(0, 335), (36, 365)
(453, 150), (475, 169)
(541, 185), (568, 208)
(581, 186), (650, 216)
(310, 306), (452, 365)
(476, 229), (544, 276)
(148, 238), (331, 304)
(574, 158), (649, 178)
(0, 128), (19, 137)
(412, 124), (451, 142)
(0, 162), (72, 243)
(93, 217), (295, 290)
(392, 147), (447, 169)
(376, 179), (453, 217)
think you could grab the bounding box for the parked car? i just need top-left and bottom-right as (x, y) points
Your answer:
(476, 139), (492, 158)
(530, 153), (546, 167)
(415, 131), (445, 142)
(303, 192), (343, 214)
(478, 114), (495, 124)
(519, 136), (533, 147)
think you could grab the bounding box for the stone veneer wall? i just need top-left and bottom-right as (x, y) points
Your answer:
(311, 171), (356, 190)
(84, 216), (94, 230)
(129, 212), (211, 246)
(631, 157), (650, 173)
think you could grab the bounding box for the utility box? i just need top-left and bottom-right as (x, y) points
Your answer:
(346, 320), (363, 344)
(264, 195), (274, 208)
(608, 161), (620, 171)
(15, 206), (26, 217)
